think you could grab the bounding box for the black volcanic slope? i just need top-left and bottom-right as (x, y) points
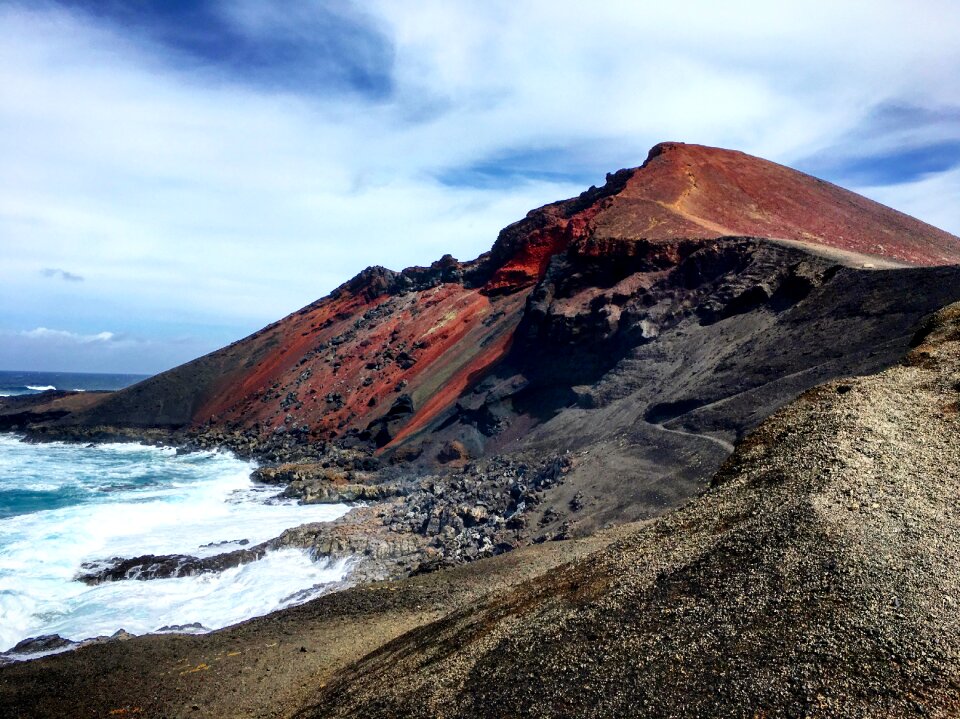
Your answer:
(421, 243), (960, 535)
(303, 302), (960, 719)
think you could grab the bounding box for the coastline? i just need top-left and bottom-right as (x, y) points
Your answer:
(0, 524), (631, 718)
(1, 389), (588, 582)
(0, 428), (358, 661)
(0, 388), (590, 667)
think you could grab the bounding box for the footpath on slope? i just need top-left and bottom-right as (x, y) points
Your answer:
(645, 419), (735, 453)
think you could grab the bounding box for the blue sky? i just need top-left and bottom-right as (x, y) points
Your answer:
(2, 0), (960, 374)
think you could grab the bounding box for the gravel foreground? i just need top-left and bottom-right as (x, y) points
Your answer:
(0, 528), (624, 718)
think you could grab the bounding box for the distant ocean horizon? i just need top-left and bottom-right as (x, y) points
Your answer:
(0, 370), (150, 397)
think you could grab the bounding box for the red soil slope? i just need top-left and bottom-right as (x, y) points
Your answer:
(592, 142), (960, 265)
(72, 143), (960, 444)
(195, 282), (530, 442)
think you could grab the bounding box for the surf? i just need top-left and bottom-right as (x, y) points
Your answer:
(0, 435), (352, 653)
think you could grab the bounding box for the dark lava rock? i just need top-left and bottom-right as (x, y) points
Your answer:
(366, 394), (416, 447)
(77, 546), (269, 584)
(154, 623), (207, 633)
(569, 491), (586, 511)
(436, 440), (469, 464)
(7, 635), (76, 654)
(395, 352), (417, 370)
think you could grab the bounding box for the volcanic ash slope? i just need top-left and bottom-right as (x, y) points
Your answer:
(306, 301), (960, 718)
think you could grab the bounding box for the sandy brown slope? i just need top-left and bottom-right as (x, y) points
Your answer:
(599, 142), (960, 265)
(0, 530), (629, 719)
(302, 301), (960, 719)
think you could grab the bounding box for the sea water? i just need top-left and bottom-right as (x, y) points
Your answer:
(0, 435), (352, 653)
(0, 369), (149, 397)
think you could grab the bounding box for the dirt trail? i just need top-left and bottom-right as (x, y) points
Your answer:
(647, 421), (735, 453)
(766, 237), (914, 269)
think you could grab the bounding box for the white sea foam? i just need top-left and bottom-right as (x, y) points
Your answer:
(0, 435), (353, 652)
(1, 552), (353, 649)
(19, 482), (62, 492)
(24, 385), (56, 391)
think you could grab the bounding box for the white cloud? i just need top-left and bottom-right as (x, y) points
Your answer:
(856, 167), (960, 237)
(1, 1), (959, 372)
(0, 325), (208, 374)
(21, 327), (116, 344)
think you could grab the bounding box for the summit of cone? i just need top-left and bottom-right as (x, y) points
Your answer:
(509, 141), (960, 265)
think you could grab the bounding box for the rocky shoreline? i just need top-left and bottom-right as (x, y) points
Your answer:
(0, 528), (626, 717)
(66, 430), (579, 585)
(4, 403), (584, 577)
(0, 409), (583, 661)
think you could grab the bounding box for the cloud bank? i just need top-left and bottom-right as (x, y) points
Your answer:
(2, 0), (959, 373)
(41, 268), (84, 282)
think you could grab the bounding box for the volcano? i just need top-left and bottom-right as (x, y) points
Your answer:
(5, 143), (960, 718)
(29, 143), (960, 452)
(8, 141), (960, 540)
(5, 138), (959, 562)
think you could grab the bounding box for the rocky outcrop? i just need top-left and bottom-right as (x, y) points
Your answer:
(281, 480), (402, 505)
(0, 630), (134, 666)
(76, 451), (576, 587)
(4, 635), (75, 655)
(75, 547), (266, 584)
(250, 460), (402, 504)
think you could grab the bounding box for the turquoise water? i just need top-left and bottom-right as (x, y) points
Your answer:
(0, 435), (351, 654)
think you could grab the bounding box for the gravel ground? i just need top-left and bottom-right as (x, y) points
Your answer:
(0, 526), (625, 719)
(303, 302), (960, 718)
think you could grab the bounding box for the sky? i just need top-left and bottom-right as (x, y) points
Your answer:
(2, 1), (960, 375)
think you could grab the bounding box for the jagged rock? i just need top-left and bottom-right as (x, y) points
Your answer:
(365, 394), (415, 447)
(395, 352), (417, 370)
(282, 481), (402, 505)
(154, 623), (206, 633)
(569, 491), (586, 511)
(6, 635), (75, 654)
(436, 440), (469, 463)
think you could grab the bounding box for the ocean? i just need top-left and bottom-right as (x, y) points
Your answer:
(0, 369), (150, 397)
(0, 373), (352, 657)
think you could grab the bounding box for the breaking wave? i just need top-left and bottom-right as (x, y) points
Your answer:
(0, 435), (352, 653)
